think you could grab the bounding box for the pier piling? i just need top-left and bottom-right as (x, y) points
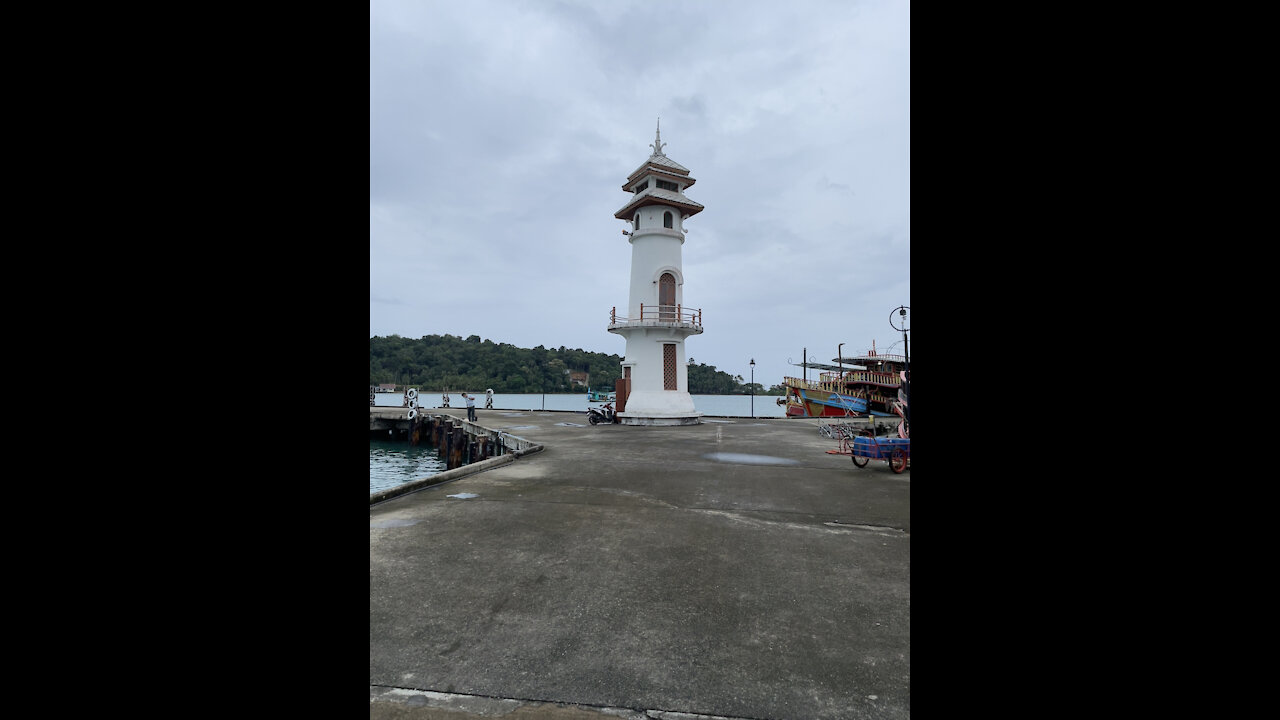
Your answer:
(448, 423), (465, 469)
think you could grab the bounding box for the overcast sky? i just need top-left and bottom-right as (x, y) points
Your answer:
(370, 0), (910, 389)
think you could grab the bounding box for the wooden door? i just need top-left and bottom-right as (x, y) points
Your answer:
(659, 273), (675, 321)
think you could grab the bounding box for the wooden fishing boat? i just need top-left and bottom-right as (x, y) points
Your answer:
(780, 341), (907, 420)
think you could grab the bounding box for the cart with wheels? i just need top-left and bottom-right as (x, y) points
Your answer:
(826, 430), (910, 473)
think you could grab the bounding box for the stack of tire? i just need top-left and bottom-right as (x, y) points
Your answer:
(406, 387), (419, 419)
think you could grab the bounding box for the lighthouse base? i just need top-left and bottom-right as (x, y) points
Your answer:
(616, 412), (703, 426)
(615, 389), (702, 426)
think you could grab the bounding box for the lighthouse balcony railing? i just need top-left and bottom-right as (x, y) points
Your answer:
(609, 304), (703, 330)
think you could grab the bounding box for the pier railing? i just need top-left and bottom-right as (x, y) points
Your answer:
(784, 370), (901, 394)
(854, 351), (906, 363)
(609, 304), (703, 328)
(821, 370), (900, 387)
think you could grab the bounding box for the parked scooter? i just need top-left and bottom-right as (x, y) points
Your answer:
(586, 402), (615, 425)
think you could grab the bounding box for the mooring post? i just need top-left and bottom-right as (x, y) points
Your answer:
(448, 421), (465, 469)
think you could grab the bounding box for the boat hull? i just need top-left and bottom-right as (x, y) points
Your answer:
(785, 389), (897, 418)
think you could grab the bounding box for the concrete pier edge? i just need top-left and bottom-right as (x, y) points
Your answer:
(370, 684), (775, 719)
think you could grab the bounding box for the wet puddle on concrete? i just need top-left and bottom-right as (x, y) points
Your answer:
(446, 493), (479, 499)
(702, 452), (800, 466)
(370, 518), (421, 528)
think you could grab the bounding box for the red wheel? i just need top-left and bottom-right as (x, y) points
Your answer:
(889, 447), (907, 473)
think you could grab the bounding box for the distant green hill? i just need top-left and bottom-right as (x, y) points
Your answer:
(370, 334), (783, 395)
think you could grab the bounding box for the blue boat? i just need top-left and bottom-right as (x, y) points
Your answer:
(793, 388), (896, 417)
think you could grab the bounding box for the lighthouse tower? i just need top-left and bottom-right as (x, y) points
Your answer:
(607, 121), (705, 426)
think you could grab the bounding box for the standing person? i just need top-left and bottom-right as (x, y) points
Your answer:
(463, 392), (477, 421)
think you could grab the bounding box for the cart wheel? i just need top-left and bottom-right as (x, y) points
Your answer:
(889, 448), (908, 474)
(852, 454), (869, 467)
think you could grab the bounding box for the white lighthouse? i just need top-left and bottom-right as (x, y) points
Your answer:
(607, 121), (705, 426)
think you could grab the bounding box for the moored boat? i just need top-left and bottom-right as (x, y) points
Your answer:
(780, 341), (907, 419)
(587, 388), (616, 403)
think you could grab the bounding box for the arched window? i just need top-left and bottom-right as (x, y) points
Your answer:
(663, 211), (673, 229)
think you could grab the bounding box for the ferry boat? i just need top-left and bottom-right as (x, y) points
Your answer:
(587, 388), (616, 403)
(779, 341), (907, 419)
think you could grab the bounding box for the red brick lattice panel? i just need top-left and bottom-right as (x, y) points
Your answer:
(663, 344), (677, 390)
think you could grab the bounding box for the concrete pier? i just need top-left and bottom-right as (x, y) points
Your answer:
(370, 408), (909, 720)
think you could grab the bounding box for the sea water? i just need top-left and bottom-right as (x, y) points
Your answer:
(369, 438), (448, 496)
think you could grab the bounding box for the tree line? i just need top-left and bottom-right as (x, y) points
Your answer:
(370, 334), (785, 395)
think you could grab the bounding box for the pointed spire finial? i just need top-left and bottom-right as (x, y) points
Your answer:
(650, 117), (666, 156)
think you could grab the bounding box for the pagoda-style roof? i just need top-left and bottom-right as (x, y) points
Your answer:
(615, 120), (703, 219)
(625, 153), (692, 183)
(614, 186), (705, 220)
(622, 162), (694, 192)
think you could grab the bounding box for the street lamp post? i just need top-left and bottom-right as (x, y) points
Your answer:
(890, 306), (910, 432)
(750, 358), (755, 418)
